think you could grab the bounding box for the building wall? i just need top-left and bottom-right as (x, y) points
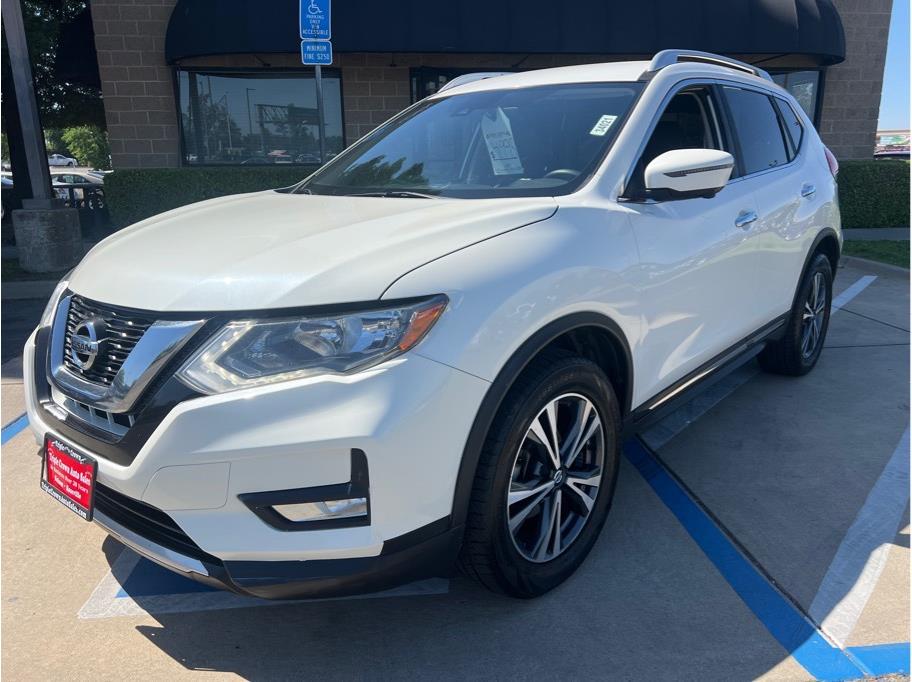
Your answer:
(89, 0), (180, 169)
(91, 0), (892, 168)
(818, 0), (893, 159)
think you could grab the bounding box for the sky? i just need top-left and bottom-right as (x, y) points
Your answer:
(878, 0), (910, 130)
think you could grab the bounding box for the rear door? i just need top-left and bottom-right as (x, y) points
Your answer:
(718, 85), (818, 324)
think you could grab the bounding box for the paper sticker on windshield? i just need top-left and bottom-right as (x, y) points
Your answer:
(589, 114), (618, 137)
(481, 109), (524, 176)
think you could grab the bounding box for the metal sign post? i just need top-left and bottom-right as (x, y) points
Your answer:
(315, 65), (326, 164)
(300, 0), (332, 164)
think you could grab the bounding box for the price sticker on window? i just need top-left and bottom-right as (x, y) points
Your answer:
(482, 109), (524, 176)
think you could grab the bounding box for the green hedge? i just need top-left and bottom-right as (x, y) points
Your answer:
(104, 167), (317, 228)
(105, 160), (910, 230)
(838, 160), (909, 229)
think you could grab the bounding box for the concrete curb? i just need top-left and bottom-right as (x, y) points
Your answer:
(841, 255), (910, 276)
(843, 228), (909, 241)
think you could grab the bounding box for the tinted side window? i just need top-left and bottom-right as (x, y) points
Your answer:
(774, 98), (804, 160)
(722, 87), (789, 175)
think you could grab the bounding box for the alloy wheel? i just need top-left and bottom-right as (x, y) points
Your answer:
(506, 393), (605, 563)
(801, 271), (827, 359)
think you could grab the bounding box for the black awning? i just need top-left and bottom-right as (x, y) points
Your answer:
(165, 0), (845, 66)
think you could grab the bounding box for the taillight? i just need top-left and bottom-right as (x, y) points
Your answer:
(824, 146), (839, 177)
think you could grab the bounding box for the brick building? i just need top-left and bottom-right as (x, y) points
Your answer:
(84, 0), (891, 170)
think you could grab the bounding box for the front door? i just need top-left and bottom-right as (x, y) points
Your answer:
(624, 84), (761, 405)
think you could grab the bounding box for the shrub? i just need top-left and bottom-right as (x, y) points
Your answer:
(104, 167), (317, 227)
(104, 160), (910, 231)
(838, 160), (909, 229)
(61, 125), (111, 169)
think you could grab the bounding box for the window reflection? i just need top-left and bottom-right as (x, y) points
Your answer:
(771, 70), (820, 123)
(177, 70), (344, 165)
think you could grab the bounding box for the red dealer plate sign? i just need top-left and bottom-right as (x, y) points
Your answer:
(41, 436), (97, 521)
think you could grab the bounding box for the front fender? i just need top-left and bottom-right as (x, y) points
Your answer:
(381, 207), (642, 386)
(382, 206), (641, 530)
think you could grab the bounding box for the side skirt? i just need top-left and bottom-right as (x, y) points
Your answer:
(622, 314), (788, 438)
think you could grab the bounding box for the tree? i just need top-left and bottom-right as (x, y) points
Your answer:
(61, 125), (110, 169)
(1, 0), (104, 129)
(44, 128), (70, 156)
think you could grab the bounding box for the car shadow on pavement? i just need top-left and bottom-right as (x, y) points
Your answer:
(124, 462), (805, 681)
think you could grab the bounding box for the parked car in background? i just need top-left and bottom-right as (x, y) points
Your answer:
(51, 171), (104, 185)
(26, 51), (842, 601)
(51, 171), (105, 208)
(874, 149), (910, 161)
(48, 153), (78, 167)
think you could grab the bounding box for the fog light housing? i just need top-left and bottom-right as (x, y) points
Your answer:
(273, 498), (367, 523)
(238, 450), (371, 531)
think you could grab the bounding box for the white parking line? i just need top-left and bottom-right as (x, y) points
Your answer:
(642, 274), (878, 450)
(832, 275), (878, 311)
(809, 426), (910, 646)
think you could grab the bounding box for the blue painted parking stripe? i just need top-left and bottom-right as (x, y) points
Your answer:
(1, 413), (29, 445)
(846, 643), (911, 676)
(624, 439), (870, 681)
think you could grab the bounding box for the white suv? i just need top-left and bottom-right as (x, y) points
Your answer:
(25, 51), (840, 599)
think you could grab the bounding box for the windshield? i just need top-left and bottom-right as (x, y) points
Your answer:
(297, 82), (642, 198)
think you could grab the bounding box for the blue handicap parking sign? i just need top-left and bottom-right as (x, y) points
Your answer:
(300, 0), (331, 40)
(301, 40), (332, 65)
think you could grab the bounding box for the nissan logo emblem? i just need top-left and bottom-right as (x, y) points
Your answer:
(70, 318), (103, 370)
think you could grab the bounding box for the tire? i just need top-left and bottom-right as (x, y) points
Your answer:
(459, 349), (621, 597)
(67, 161), (76, 167)
(759, 252), (833, 376)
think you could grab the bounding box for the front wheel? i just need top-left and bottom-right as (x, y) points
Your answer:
(759, 252), (833, 376)
(459, 350), (621, 597)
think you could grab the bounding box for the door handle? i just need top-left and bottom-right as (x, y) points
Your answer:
(800, 183), (816, 198)
(735, 210), (758, 229)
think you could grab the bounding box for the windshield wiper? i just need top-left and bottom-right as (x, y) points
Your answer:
(348, 191), (440, 199)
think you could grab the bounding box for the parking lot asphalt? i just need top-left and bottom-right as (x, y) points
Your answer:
(1, 260), (908, 681)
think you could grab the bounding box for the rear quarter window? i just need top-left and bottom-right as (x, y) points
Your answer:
(774, 98), (804, 160)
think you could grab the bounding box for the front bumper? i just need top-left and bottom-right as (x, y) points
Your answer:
(94, 505), (461, 599)
(25, 322), (489, 597)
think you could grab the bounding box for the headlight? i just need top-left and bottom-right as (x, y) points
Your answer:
(39, 277), (71, 328)
(177, 295), (448, 394)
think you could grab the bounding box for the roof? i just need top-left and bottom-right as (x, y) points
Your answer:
(164, 0), (846, 66)
(430, 62), (652, 97)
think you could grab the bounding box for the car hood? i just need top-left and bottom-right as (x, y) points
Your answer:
(69, 191), (557, 311)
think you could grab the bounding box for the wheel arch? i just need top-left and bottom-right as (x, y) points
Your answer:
(449, 312), (633, 530)
(791, 228), (841, 309)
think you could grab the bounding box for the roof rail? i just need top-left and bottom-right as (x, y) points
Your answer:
(437, 72), (513, 93)
(643, 49), (773, 82)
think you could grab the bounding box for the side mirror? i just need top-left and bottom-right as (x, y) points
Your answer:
(643, 149), (734, 200)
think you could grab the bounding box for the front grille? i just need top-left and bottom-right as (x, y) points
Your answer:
(93, 482), (220, 565)
(64, 296), (156, 385)
(49, 385), (135, 438)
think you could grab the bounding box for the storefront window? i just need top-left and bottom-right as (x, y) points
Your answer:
(176, 70), (344, 165)
(770, 70), (821, 124)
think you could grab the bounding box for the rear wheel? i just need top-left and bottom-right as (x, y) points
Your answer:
(459, 350), (621, 597)
(759, 253), (833, 376)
